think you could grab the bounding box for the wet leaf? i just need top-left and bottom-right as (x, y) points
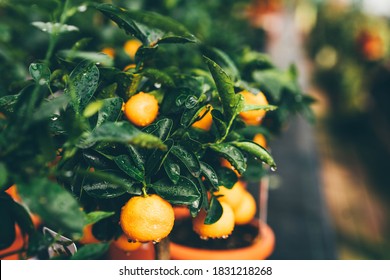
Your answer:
(29, 63), (51, 85)
(200, 162), (219, 189)
(96, 97), (123, 127)
(114, 154), (144, 182)
(17, 177), (85, 237)
(204, 196), (222, 225)
(150, 176), (200, 205)
(163, 155), (180, 184)
(171, 145), (201, 177)
(210, 143), (246, 174)
(232, 141), (276, 170)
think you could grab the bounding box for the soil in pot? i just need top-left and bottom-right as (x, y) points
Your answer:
(170, 218), (275, 260)
(170, 218), (258, 250)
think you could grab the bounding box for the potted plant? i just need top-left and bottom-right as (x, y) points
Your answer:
(0, 0), (313, 260)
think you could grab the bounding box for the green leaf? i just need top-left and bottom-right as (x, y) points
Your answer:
(145, 139), (174, 177)
(82, 150), (114, 170)
(0, 196), (16, 250)
(70, 243), (110, 260)
(215, 167), (237, 189)
(163, 155), (180, 184)
(67, 60), (99, 114)
(180, 104), (205, 128)
(79, 122), (166, 150)
(204, 56), (243, 122)
(200, 162), (219, 189)
(114, 154), (144, 182)
(210, 109), (227, 138)
(96, 3), (197, 46)
(210, 143), (246, 175)
(252, 69), (284, 101)
(85, 211), (115, 225)
(58, 50), (114, 66)
(232, 141), (276, 170)
(0, 94), (19, 114)
(241, 104), (278, 112)
(11, 201), (35, 236)
(17, 178), (85, 238)
(127, 145), (145, 172)
(29, 63), (51, 85)
(150, 176), (200, 205)
(204, 196), (222, 225)
(32, 21), (79, 34)
(142, 68), (175, 87)
(96, 97), (123, 127)
(32, 95), (69, 123)
(82, 171), (138, 198)
(170, 145), (201, 177)
(143, 118), (173, 141)
(0, 162), (8, 188)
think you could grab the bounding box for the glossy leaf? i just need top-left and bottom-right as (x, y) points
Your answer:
(171, 145), (201, 177)
(200, 162), (219, 189)
(142, 68), (175, 87)
(79, 121), (166, 150)
(163, 155), (180, 184)
(96, 3), (197, 46)
(114, 154), (144, 182)
(204, 56), (243, 122)
(150, 176), (200, 205)
(231, 141), (277, 170)
(67, 60), (99, 114)
(210, 143), (246, 175)
(85, 211), (115, 225)
(145, 139), (173, 177)
(29, 63), (51, 85)
(83, 150), (114, 170)
(215, 167), (238, 189)
(127, 145), (145, 172)
(204, 196), (223, 225)
(96, 97), (123, 127)
(70, 243), (110, 260)
(180, 104), (205, 128)
(17, 177), (85, 237)
(210, 109), (227, 138)
(143, 118), (173, 141)
(32, 94), (69, 123)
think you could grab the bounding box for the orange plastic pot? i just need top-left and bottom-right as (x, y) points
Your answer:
(170, 220), (275, 260)
(106, 241), (155, 260)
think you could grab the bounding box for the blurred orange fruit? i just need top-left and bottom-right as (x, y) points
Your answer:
(124, 39), (142, 60)
(233, 191), (257, 225)
(124, 92), (159, 127)
(192, 107), (213, 131)
(239, 90), (268, 125)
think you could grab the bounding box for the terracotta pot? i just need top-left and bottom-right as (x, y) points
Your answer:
(106, 241), (155, 260)
(170, 219), (275, 260)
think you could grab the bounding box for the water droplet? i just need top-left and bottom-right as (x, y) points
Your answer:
(270, 166), (277, 172)
(39, 78), (46, 85)
(154, 83), (161, 88)
(221, 235), (229, 239)
(51, 116), (58, 121)
(200, 236), (209, 241)
(78, 5), (87, 12)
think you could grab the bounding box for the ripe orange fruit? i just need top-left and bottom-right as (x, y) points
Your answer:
(124, 39), (142, 60)
(124, 92), (159, 127)
(233, 191), (257, 225)
(192, 201), (235, 239)
(120, 194), (175, 243)
(239, 90), (269, 125)
(192, 107), (213, 131)
(253, 133), (267, 148)
(214, 180), (246, 210)
(101, 47), (115, 59)
(79, 224), (100, 244)
(112, 234), (142, 252)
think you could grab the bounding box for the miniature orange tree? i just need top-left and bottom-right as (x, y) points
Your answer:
(0, 1), (311, 259)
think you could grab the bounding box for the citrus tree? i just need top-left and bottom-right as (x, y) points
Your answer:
(0, 0), (312, 259)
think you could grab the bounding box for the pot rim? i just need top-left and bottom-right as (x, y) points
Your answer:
(169, 219), (275, 260)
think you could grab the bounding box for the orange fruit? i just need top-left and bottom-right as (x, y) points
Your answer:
(124, 92), (159, 127)
(233, 191), (257, 225)
(192, 201), (235, 239)
(124, 39), (142, 60)
(79, 224), (100, 244)
(101, 47), (115, 59)
(120, 194), (174, 243)
(214, 180), (246, 210)
(253, 133), (267, 148)
(112, 234), (142, 252)
(192, 107), (213, 131)
(0, 225), (25, 260)
(239, 90), (269, 125)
